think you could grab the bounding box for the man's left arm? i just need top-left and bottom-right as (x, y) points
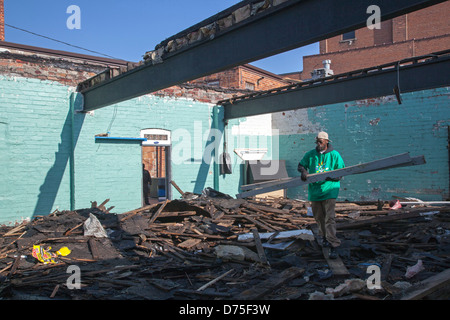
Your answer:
(326, 152), (345, 181)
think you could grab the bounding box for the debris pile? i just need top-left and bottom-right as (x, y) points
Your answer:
(1, 190), (450, 300)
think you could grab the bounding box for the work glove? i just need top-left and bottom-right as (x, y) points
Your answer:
(297, 164), (308, 181)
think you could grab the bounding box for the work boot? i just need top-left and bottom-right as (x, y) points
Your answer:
(328, 246), (339, 259)
(321, 239), (331, 248)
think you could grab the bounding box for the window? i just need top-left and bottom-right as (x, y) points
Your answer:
(245, 82), (255, 90)
(206, 80), (220, 87)
(342, 31), (356, 41)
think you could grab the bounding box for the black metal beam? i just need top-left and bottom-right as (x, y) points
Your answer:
(222, 51), (450, 120)
(81, 0), (446, 111)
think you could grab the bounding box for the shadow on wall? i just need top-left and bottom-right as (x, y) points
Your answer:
(33, 93), (85, 217)
(192, 126), (221, 194)
(193, 106), (223, 194)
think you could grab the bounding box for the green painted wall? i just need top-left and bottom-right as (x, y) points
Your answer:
(276, 87), (450, 202)
(1, 74), (448, 224)
(0, 76), (221, 224)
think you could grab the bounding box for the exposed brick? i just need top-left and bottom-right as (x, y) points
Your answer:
(189, 64), (292, 91)
(0, 0), (4, 42)
(304, 2), (450, 80)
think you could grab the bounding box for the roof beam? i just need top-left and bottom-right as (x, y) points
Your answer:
(80, 0), (445, 111)
(221, 51), (450, 120)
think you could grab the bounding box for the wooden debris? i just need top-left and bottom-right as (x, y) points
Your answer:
(236, 267), (305, 300)
(401, 268), (450, 300)
(0, 193), (449, 300)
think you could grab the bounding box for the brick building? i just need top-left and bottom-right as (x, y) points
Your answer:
(0, 39), (266, 223)
(301, 1), (450, 80)
(0, 0), (4, 42)
(189, 63), (296, 91)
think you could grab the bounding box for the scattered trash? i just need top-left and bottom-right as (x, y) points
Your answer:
(393, 281), (412, 290)
(214, 245), (260, 263)
(1, 192), (449, 300)
(308, 291), (334, 300)
(84, 213), (108, 238)
(31, 245), (71, 264)
(389, 200), (402, 210)
(317, 269), (333, 280)
(405, 259), (425, 279)
(325, 278), (366, 298)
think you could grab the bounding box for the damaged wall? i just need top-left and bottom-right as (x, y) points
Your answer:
(274, 87), (450, 201)
(0, 47), (273, 225)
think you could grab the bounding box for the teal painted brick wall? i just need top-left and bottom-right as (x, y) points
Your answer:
(73, 94), (218, 210)
(216, 108), (274, 197)
(0, 76), (73, 223)
(0, 75), (241, 224)
(277, 87), (450, 201)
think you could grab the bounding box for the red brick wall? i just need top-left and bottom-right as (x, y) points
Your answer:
(189, 65), (290, 91)
(142, 146), (166, 178)
(303, 34), (450, 79)
(320, 2), (450, 55)
(305, 2), (450, 80)
(240, 68), (290, 90)
(0, 0), (5, 42)
(0, 49), (245, 104)
(0, 53), (101, 86)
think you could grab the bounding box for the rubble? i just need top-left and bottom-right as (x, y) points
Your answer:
(1, 189), (450, 300)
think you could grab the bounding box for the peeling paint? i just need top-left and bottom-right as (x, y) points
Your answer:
(369, 118), (381, 126)
(272, 109), (321, 135)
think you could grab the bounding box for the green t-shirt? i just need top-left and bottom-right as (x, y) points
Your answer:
(299, 146), (345, 201)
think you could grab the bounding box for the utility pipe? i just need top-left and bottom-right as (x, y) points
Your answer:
(69, 92), (76, 211)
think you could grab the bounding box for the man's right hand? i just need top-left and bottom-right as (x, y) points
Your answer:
(298, 164), (308, 181)
(301, 171), (308, 181)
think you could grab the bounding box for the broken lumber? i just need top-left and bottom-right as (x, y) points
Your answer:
(401, 268), (450, 300)
(237, 153), (425, 198)
(310, 224), (349, 276)
(337, 209), (440, 230)
(236, 267), (304, 300)
(251, 229), (269, 265)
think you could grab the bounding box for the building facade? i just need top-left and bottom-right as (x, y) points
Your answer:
(302, 1), (450, 80)
(0, 41), (273, 224)
(189, 63), (295, 91)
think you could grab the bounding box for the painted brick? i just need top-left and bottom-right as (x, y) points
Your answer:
(0, 72), (267, 224)
(275, 87), (450, 201)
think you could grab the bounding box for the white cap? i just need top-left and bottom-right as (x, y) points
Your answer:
(316, 131), (331, 142)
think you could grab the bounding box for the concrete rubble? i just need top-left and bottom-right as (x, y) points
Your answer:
(1, 190), (450, 300)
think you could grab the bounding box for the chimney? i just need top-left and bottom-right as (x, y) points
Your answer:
(0, 0), (4, 41)
(311, 59), (334, 80)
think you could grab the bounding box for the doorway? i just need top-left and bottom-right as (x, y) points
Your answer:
(141, 129), (172, 205)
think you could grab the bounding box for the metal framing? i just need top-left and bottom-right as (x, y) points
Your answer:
(236, 153), (426, 198)
(80, 0), (446, 111)
(221, 50), (450, 120)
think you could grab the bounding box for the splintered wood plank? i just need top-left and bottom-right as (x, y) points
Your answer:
(177, 238), (202, 249)
(236, 267), (304, 300)
(321, 247), (350, 276)
(252, 229), (269, 265)
(149, 199), (169, 223)
(310, 225), (349, 276)
(401, 268), (450, 300)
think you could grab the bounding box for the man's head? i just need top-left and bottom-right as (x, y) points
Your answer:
(316, 131), (330, 152)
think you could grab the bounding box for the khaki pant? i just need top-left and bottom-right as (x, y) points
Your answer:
(311, 199), (341, 248)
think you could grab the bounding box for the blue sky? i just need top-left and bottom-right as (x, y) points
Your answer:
(3, 0), (319, 74)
